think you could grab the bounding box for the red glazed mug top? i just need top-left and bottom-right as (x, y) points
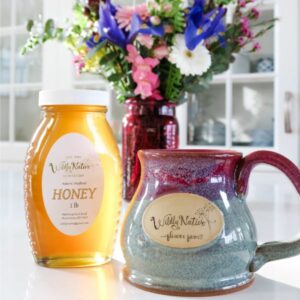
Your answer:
(140, 149), (243, 157)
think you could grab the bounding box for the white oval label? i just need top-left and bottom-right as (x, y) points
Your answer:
(142, 193), (224, 249)
(42, 133), (103, 236)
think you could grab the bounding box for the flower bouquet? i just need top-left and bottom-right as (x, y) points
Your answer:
(22, 0), (274, 103)
(22, 0), (275, 200)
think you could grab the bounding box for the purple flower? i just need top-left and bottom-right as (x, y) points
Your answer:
(128, 14), (164, 43)
(185, 0), (226, 51)
(86, 33), (102, 48)
(99, 0), (126, 48)
(95, 0), (164, 49)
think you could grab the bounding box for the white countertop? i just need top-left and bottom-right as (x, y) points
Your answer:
(1, 164), (300, 300)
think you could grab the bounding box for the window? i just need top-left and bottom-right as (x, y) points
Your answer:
(0, 0), (43, 146)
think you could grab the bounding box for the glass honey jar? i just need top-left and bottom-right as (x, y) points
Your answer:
(24, 90), (122, 268)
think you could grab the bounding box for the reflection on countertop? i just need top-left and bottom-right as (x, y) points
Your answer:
(0, 163), (299, 300)
(22, 261), (300, 300)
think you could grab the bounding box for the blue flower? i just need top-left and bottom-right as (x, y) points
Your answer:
(128, 14), (164, 43)
(86, 33), (102, 48)
(105, 0), (117, 16)
(185, 1), (226, 51)
(98, 0), (126, 49)
(89, 0), (164, 50)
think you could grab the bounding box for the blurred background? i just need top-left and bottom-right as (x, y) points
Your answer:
(0, 0), (299, 167)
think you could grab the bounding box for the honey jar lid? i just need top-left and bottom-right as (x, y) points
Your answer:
(39, 89), (109, 106)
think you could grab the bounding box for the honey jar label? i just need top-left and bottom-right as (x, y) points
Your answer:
(142, 193), (224, 249)
(42, 133), (103, 236)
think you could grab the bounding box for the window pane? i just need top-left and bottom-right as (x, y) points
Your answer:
(0, 90), (10, 141)
(231, 9), (275, 74)
(15, 0), (43, 26)
(15, 89), (41, 141)
(232, 82), (274, 147)
(0, 36), (10, 84)
(0, 0), (11, 27)
(15, 34), (42, 83)
(187, 85), (226, 146)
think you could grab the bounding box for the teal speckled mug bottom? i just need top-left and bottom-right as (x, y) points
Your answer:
(122, 197), (257, 296)
(123, 268), (255, 296)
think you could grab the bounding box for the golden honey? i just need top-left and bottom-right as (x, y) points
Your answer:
(24, 90), (122, 268)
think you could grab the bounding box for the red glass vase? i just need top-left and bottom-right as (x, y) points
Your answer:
(122, 99), (179, 201)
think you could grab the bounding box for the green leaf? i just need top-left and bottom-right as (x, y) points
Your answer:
(44, 19), (55, 37)
(99, 52), (118, 65)
(167, 0), (185, 33)
(185, 85), (204, 94)
(73, 2), (89, 27)
(160, 61), (183, 102)
(182, 69), (214, 95)
(55, 28), (64, 40)
(26, 20), (34, 32)
(72, 25), (82, 34)
(215, 0), (235, 5)
(117, 93), (126, 103)
(107, 73), (123, 82)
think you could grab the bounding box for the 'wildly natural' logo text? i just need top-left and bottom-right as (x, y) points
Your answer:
(49, 161), (92, 174)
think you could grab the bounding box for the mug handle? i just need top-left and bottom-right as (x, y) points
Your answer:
(236, 150), (300, 272)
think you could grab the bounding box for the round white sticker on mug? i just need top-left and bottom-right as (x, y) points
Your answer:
(142, 193), (224, 248)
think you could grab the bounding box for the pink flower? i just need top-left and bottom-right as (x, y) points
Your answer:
(125, 44), (162, 100)
(241, 16), (253, 39)
(73, 55), (85, 75)
(126, 44), (140, 64)
(241, 16), (250, 31)
(252, 41), (261, 52)
(147, 0), (160, 11)
(238, 0), (254, 7)
(163, 3), (173, 13)
(151, 90), (163, 100)
(134, 81), (153, 99)
(153, 44), (169, 60)
(136, 34), (154, 49)
(238, 0), (247, 8)
(116, 3), (150, 31)
(237, 36), (245, 47)
(133, 67), (159, 87)
(143, 57), (159, 68)
(250, 7), (260, 19)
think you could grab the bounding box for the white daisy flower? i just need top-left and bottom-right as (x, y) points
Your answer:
(169, 35), (212, 77)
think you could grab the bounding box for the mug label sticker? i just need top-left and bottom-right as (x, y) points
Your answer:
(142, 193), (224, 249)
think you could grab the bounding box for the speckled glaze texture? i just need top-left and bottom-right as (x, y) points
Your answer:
(121, 150), (300, 295)
(123, 198), (256, 292)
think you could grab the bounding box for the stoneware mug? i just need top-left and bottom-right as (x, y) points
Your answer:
(121, 150), (300, 296)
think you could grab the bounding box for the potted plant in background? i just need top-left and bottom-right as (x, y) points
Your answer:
(22, 0), (275, 200)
